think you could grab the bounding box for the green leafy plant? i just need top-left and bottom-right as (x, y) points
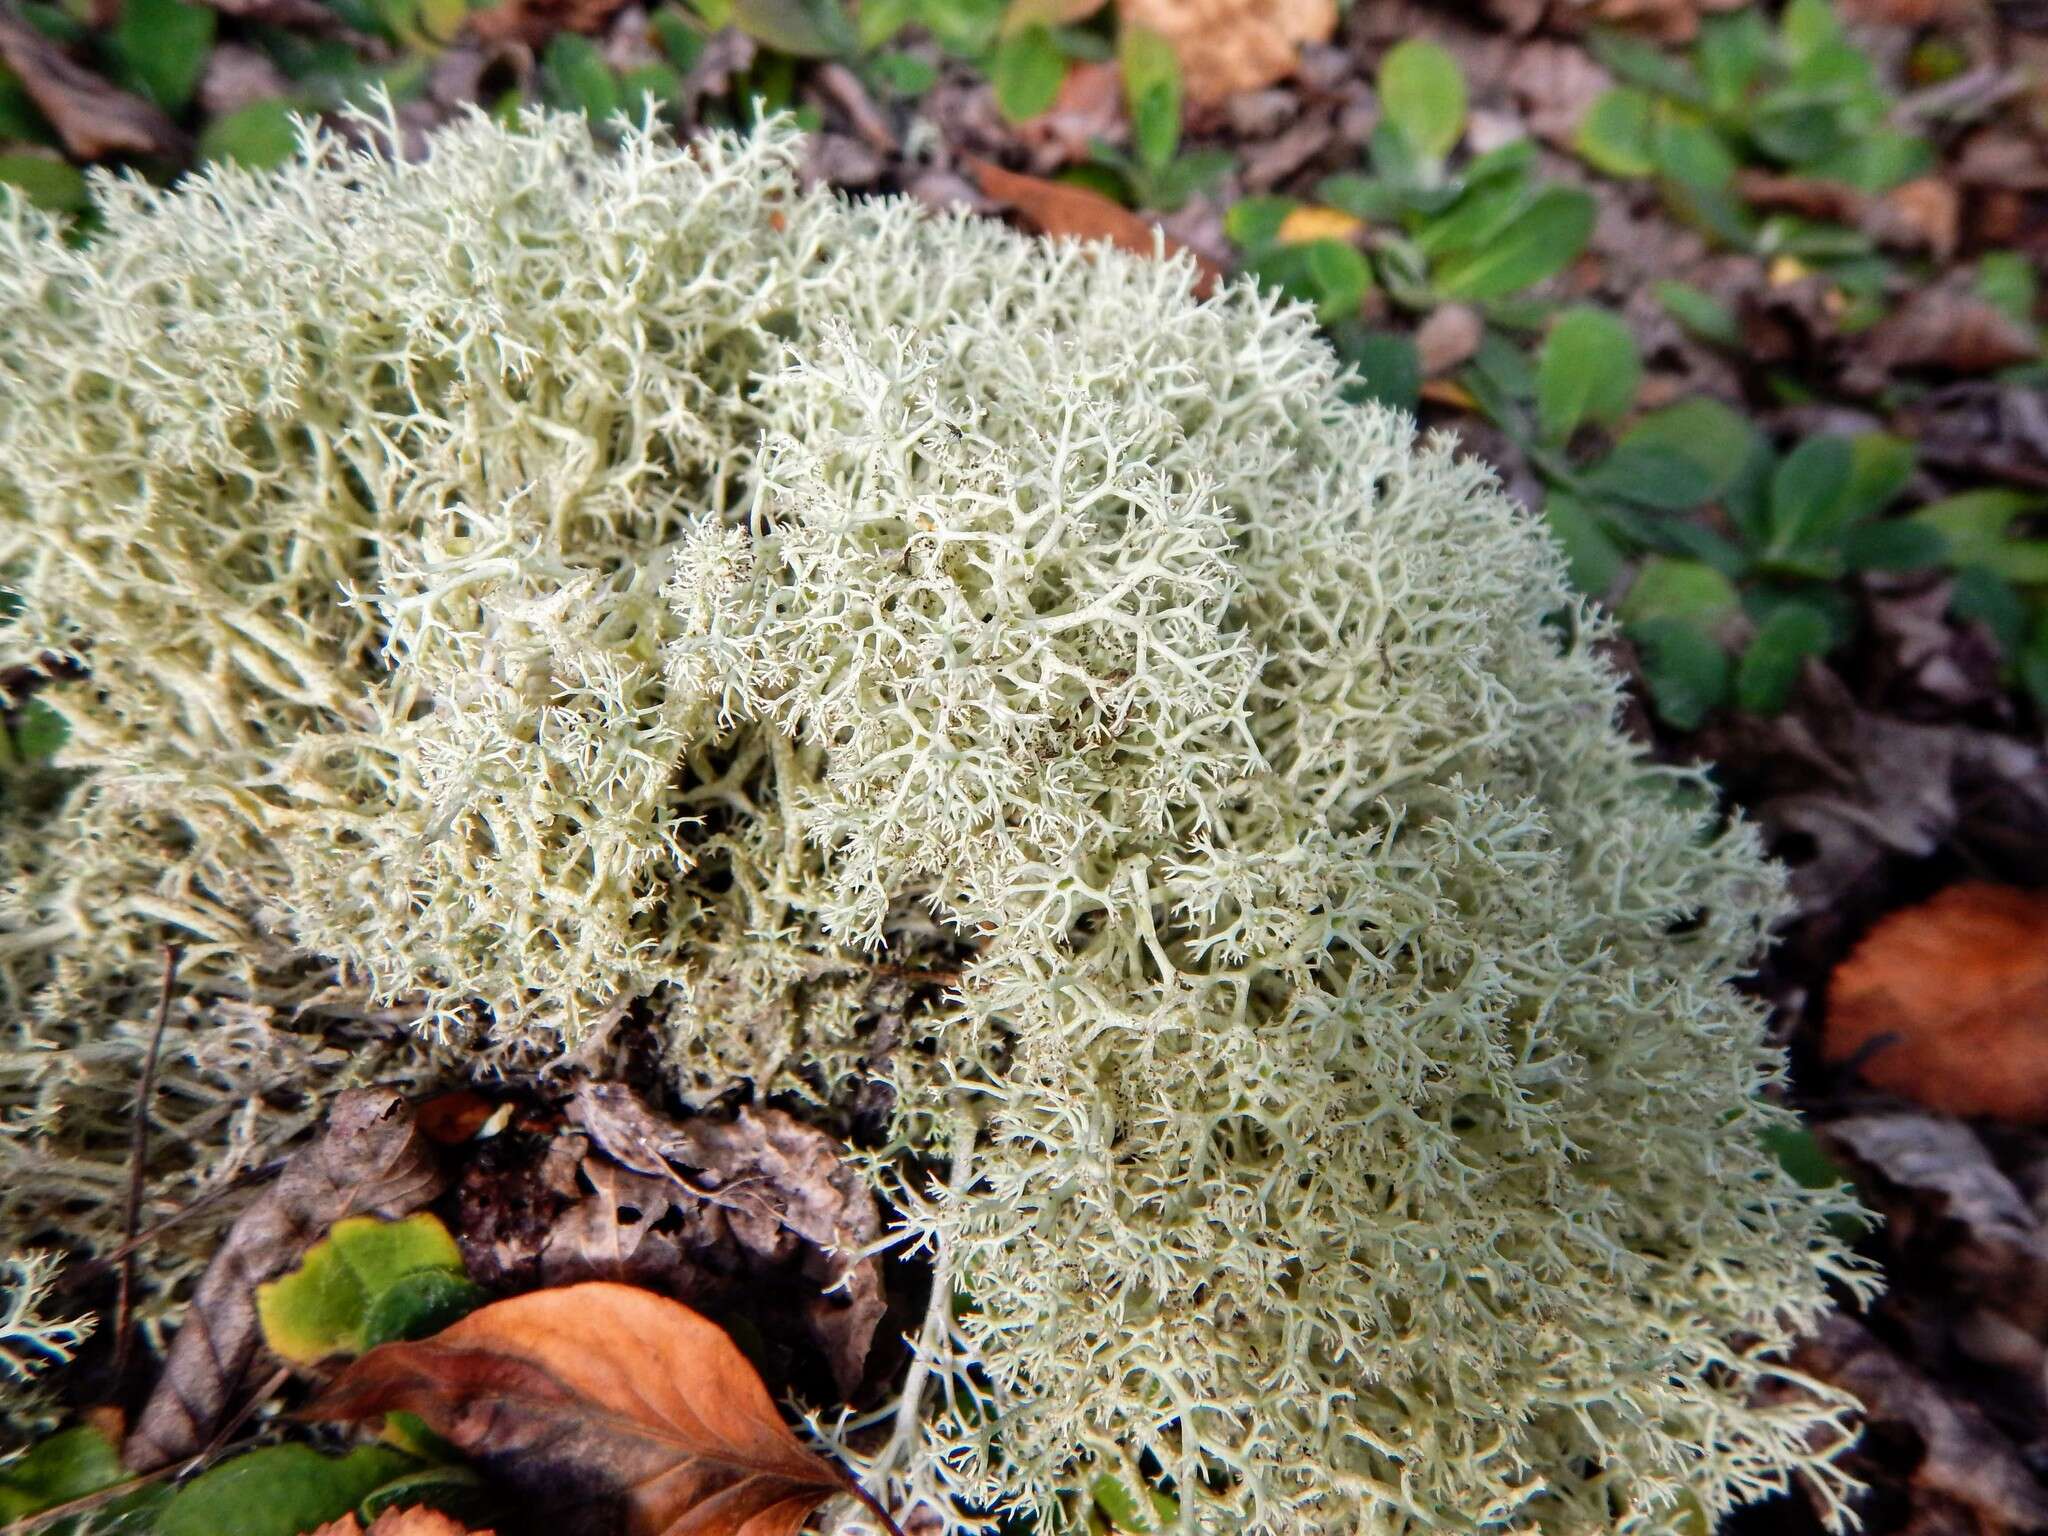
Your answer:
(1575, 0), (1930, 276)
(1228, 42), (1593, 330)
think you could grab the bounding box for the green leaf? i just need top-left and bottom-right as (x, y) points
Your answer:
(0, 154), (88, 213)
(1588, 26), (1704, 105)
(1091, 1472), (1178, 1535)
(2022, 612), (2048, 714)
(1431, 186), (1594, 302)
(0, 64), (55, 144)
(1252, 239), (1372, 323)
(1378, 39), (1465, 167)
(1592, 396), (1757, 511)
(1576, 86), (1655, 178)
(1976, 251), (2039, 329)
(1119, 24), (1180, 173)
(197, 100), (301, 170)
(362, 1266), (487, 1352)
(1652, 113), (1738, 194)
(1536, 307), (1640, 441)
(257, 1212), (471, 1365)
(543, 32), (619, 120)
(1736, 602), (1831, 713)
(156, 1446), (418, 1536)
(1315, 172), (1405, 223)
(1766, 435), (1854, 555)
(1331, 324), (1420, 413)
(992, 24), (1064, 124)
(105, 0), (215, 112)
(1916, 489), (2048, 585)
(650, 6), (707, 69)
(1620, 556), (1740, 626)
(854, 0), (910, 48)
(1838, 433), (1915, 525)
(1653, 280), (1740, 347)
(728, 0), (855, 57)
(1696, 8), (1770, 114)
(12, 698), (67, 761)
(1950, 566), (2027, 655)
(866, 48), (936, 96)
(1223, 195), (1296, 253)
(1629, 616), (1731, 730)
(0, 1426), (125, 1524)
(1840, 519), (1945, 572)
(1544, 492), (1625, 596)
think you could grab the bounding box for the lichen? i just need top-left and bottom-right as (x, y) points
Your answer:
(0, 110), (1872, 1535)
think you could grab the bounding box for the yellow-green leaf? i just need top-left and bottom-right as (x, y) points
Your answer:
(257, 1213), (474, 1366)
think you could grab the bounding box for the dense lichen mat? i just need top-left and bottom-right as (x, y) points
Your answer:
(0, 112), (1872, 1534)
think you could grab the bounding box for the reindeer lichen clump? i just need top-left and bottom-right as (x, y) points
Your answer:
(0, 113), (1869, 1535)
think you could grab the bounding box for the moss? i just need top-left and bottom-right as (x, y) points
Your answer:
(0, 110), (1873, 1534)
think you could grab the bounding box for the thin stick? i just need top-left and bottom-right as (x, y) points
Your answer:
(836, 1471), (912, 1536)
(112, 944), (183, 1384)
(60, 1159), (286, 1288)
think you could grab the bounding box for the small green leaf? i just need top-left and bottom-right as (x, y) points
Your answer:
(650, 6), (707, 69)
(106, 0), (215, 112)
(1916, 489), (2048, 585)
(854, 0), (910, 48)
(1431, 186), (1594, 302)
(1652, 114), (1738, 194)
(1119, 23), (1180, 173)
(1576, 86), (1655, 178)
(1590, 396), (1757, 512)
(1536, 307), (1640, 441)
(1736, 602), (1831, 713)
(543, 32), (620, 120)
(1544, 492), (1625, 596)
(728, 0), (855, 57)
(1654, 280), (1740, 347)
(12, 698), (67, 761)
(1091, 1471), (1178, 1535)
(0, 154), (87, 213)
(1331, 323), (1420, 413)
(1223, 195), (1296, 253)
(1253, 239), (1371, 323)
(1378, 39), (1465, 167)
(197, 100), (301, 170)
(1315, 172), (1404, 223)
(1950, 566), (2027, 655)
(1629, 616), (1731, 730)
(1840, 519), (1945, 573)
(0, 1426), (125, 1524)
(1766, 435), (1854, 555)
(993, 24), (1064, 124)
(1620, 556), (1740, 626)
(257, 1212), (470, 1365)
(1838, 433), (1915, 525)
(361, 1266), (488, 1352)
(156, 1446), (419, 1536)
(1696, 8), (1770, 113)
(1588, 26), (1704, 105)
(866, 49), (936, 96)
(1976, 251), (2039, 329)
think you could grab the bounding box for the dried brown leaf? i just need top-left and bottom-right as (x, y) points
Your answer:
(1115, 0), (1335, 104)
(0, 6), (186, 160)
(125, 1089), (448, 1472)
(568, 1086), (888, 1396)
(967, 159), (1224, 296)
(1860, 286), (2041, 379)
(1414, 304), (1484, 378)
(308, 1282), (853, 1536)
(1824, 884), (2048, 1121)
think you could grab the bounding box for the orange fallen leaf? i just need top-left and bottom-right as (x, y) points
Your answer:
(1275, 205), (1364, 244)
(1419, 379), (1479, 412)
(1824, 883), (2048, 1122)
(307, 1282), (873, 1536)
(310, 1508), (495, 1536)
(967, 160), (1224, 297)
(1115, 0), (1335, 104)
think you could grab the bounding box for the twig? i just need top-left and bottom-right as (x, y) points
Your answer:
(112, 944), (182, 1385)
(836, 1473), (912, 1536)
(59, 1159), (288, 1289)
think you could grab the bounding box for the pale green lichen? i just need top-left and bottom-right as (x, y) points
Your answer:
(0, 110), (1872, 1536)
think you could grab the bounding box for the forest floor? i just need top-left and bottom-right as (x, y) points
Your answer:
(3, 0), (2048, 1531)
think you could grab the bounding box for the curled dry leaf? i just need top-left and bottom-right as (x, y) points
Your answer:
(0, 7), (186, 160)
(1859, 286), (2041, 380)
(126, 1089), (448, 1472)
(1824, 883), (2048, 1121)
(567, 1085), (887, 1396)
(310, 1508), (495, 1536)
(968, 159), (1225, 296)
(1115, 0), (1335, 104)
(308, 1282), (857, 1536)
